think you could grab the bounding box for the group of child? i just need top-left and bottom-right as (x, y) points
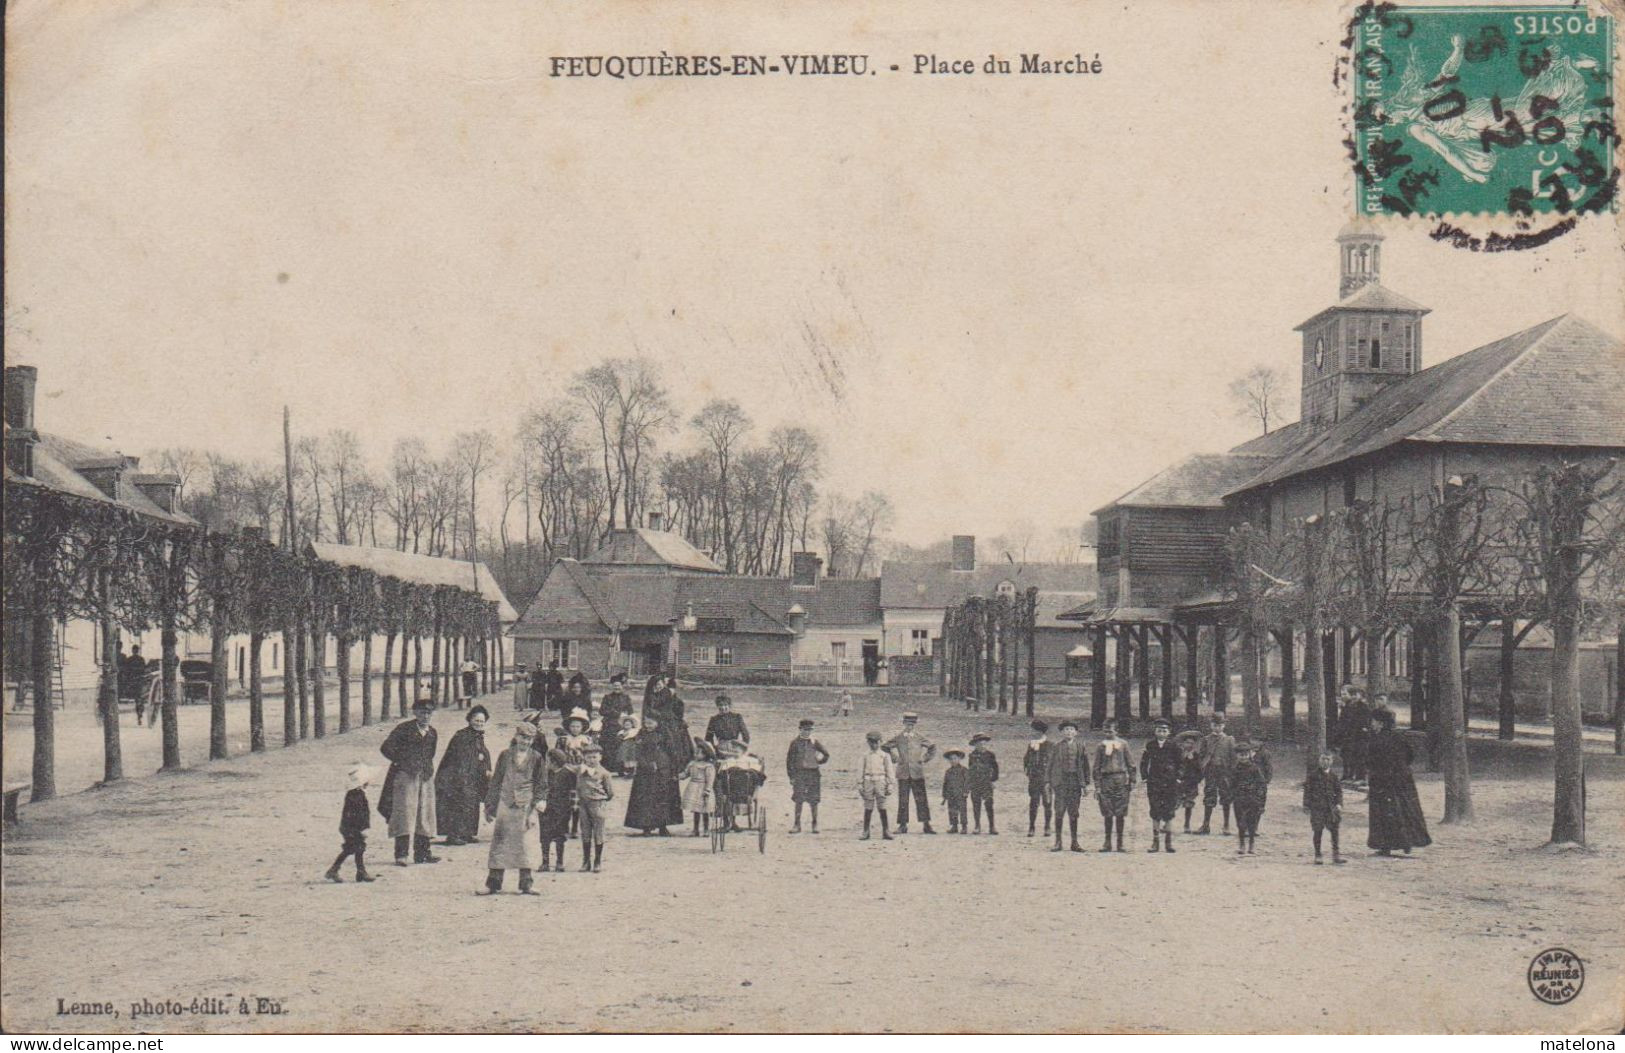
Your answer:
(327, 695), (1357, 885)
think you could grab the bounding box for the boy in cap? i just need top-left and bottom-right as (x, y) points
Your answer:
(1024, 721), (1054, 838)
(1231, 738), (1271, 855)
(1303, 749), (1345, 864)
(1174, 730), (1205, 833)
(941, 749), (970, 833)
(859, 731), (896, 840)
(325, 765), (378, 883)
(1197, 711), (1237, 835)
(1045, 719), (1091, 852)
(786, 719), (830, 834)
(379, 695), (441, 866)
(576, 742), (614, 872)
(1093, 717), (1135, 852)
(1138, 718), (1180, 854)
(884, 712), (937, 834)
(968, 732), (1000, 834)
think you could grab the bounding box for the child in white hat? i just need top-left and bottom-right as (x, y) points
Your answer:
(325, 765), (378, 883)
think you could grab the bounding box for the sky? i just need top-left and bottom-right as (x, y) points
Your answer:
(6, 0), (1622, 546)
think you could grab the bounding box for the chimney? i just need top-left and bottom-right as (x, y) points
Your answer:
(132, 473), (182, 514)
(952, 535), (976, 572)
(791, 551), (822, 588)
(646, 510), (665, 532)
(786, 603), (807, 635)
(3, 365), (39, 477)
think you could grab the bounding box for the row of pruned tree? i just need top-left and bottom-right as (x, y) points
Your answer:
(1225, 460), (1625, 847)
(3, 477), (504, 803)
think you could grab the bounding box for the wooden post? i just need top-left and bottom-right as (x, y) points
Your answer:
(1091, 625), (1109, 729)
(1498, 617), (1517, 740)
(1159, 625), (1174, 719)
(1212, 625), (1229, 713)
(1615, 622), (1623, 757)
(1184, 626), (1199, 723)
(1136, 624), (1151, 722)
(98, 569), (125, 783)
(1114, 626), (1132, 725)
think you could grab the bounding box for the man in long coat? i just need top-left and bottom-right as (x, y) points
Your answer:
(380, 696), (441, 865)
(884, 712), (937, 834)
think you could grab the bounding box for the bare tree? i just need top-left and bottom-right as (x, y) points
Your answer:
(452, 429), (495, 561)
(1228, 365), (1290, 436)
(692, 398), (752, 571)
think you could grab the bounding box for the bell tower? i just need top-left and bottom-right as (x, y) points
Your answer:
(1338, 218), (1383, 298)
(1295, 222), (1429, 429)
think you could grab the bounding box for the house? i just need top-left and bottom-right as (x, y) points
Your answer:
(1464, 626), (1618, 722)
(3, 364), (198, 707)
(1074, 222), (1625, 719)
(510, 526), (885, 684)
(879, 535), (1097, 663)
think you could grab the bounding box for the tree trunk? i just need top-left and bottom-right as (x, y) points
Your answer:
(382, 631), (396, 721)
(1437, 605), (1473, 823)
(431, 606), (444, 705)
(1025, 593), (1037, 717)
(296, 617), (310, 740)
(248, 631), (266, 752)
(494, 629), (505, 688)
(1363, 624), (1386, 700)
(1240, 627), (1262, 739)
(209, 610), (229, 761)
(282, 625), (298, 747)
(336, 633), (352, 732)
(310, 620), (327, 739)
(1213, 627), (1229, 713)
(361, 633), (373, 727)
(1277, 627), (1297, 741)
(1305, 615), (1327, 756)
(1615, 621), (1623, 758)
(98, 572), (124, 783)
(996, 600), (1008, 713)
(982, 603), (995, 712)
(30, 611), (56, 802)
(1549, 611), (1585, 845)
(939, 609), (952, 697)
(1091, 626), (1109, 729)
(160, 615), (181, 771)
(1498, 617), (1518, 740)
(412, 634), (424, 707)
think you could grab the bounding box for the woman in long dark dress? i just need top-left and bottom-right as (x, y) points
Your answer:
(1366, 707), (1431, 855)
(624, 714), (682, 835)
(565, 672), (593, 717)
(435, 705), (493, 845)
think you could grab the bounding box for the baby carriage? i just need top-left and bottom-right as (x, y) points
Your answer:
(711, 742), (768, 854)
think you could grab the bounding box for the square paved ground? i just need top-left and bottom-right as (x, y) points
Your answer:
(2, 685), (1621, 1033)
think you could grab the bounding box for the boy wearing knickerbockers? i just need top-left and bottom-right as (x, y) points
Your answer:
(786, 719), (830, 834)
(1024, 720), (1054, 838)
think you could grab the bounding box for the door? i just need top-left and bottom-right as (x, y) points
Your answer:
(862, 640), (880, 686)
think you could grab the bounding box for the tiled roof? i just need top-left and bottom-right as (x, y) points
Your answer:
(309, 541), (519, 620)
(1296, 282), (1430, 330)
(1035, 590), (1096, 629)
(879, 560), (1097, 609)
(1228, 420), (1310, 458)
(1097, 452), (1279, 513)
(3, 430), (196, 526)
(581, 527), (724, 573)
(1232, 314), (1625, 494)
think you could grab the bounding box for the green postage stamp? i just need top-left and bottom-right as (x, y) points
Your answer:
(1350, 3), (1617, 218)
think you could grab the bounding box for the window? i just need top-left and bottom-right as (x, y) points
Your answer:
(717, 647), (734, 666)
(1370, 335), (1382, 368)
(911, 629), (930, 656)
(272, 642), (280, 668)
(543, 639), (579, 669)
(830, 641), (847, 661)
(691, 644), (715, 665)
(1098, 517), (1121, 560)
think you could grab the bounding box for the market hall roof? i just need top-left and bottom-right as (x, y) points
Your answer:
(1093, 452), (1279, 514)
(1230, 314), (1625, 496)
(580, 526), (724, 573)
(309, 541), (519, 621)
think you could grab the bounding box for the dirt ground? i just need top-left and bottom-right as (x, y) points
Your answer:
(2, 685), (1621, 1034)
